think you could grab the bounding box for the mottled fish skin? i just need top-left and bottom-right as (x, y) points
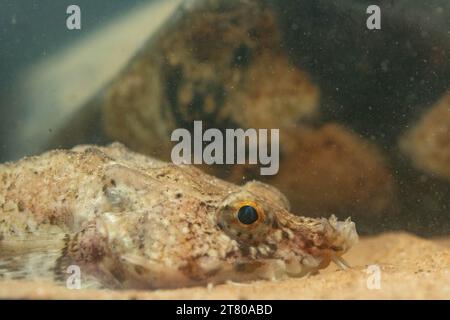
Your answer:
(0, 143), (358, 289)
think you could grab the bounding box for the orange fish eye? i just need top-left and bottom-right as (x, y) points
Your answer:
(235, 201), (265, 225)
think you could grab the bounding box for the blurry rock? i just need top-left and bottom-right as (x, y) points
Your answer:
(400, 92), (450, 180)
(102, 0), (319, 159)
(273, 124), (398, 219)
(262, 124), (396, 220)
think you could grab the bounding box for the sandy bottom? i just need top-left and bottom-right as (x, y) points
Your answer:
(0, 232), (449, 299)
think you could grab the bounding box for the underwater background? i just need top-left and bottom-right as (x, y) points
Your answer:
(0, 0), (449, 236)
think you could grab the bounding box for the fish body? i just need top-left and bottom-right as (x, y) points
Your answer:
(0, 143), (357, 289)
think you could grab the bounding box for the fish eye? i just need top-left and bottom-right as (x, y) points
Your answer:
(217, 196), (271, 243)
(234, 201), (265, 226)
(237, 205), (259, 225)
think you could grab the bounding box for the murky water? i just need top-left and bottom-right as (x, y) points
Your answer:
(0, 0), (449, 237)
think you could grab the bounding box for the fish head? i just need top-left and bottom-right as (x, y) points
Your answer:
(70, 165), (358, 289)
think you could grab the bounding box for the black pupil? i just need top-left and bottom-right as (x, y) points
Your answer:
(237, 205), (259, 225)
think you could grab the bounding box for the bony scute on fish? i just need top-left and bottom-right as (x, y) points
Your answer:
(0, 143), (358, 289)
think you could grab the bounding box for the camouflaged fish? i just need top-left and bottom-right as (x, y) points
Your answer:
(0, 143), (358, 289)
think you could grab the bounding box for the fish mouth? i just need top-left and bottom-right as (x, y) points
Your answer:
(320, 215), (358, 270)
(326, 215), (359, 253)
(251, 215), (359, 279)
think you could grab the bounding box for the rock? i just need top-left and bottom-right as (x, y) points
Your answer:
(102, 0), (319, 159)
(221, 124), (398, 221)
(270, 124), (398, 220)
(400, 92), (450, 180)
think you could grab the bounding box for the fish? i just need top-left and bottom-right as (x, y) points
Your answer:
(0, 143), (358, 289)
